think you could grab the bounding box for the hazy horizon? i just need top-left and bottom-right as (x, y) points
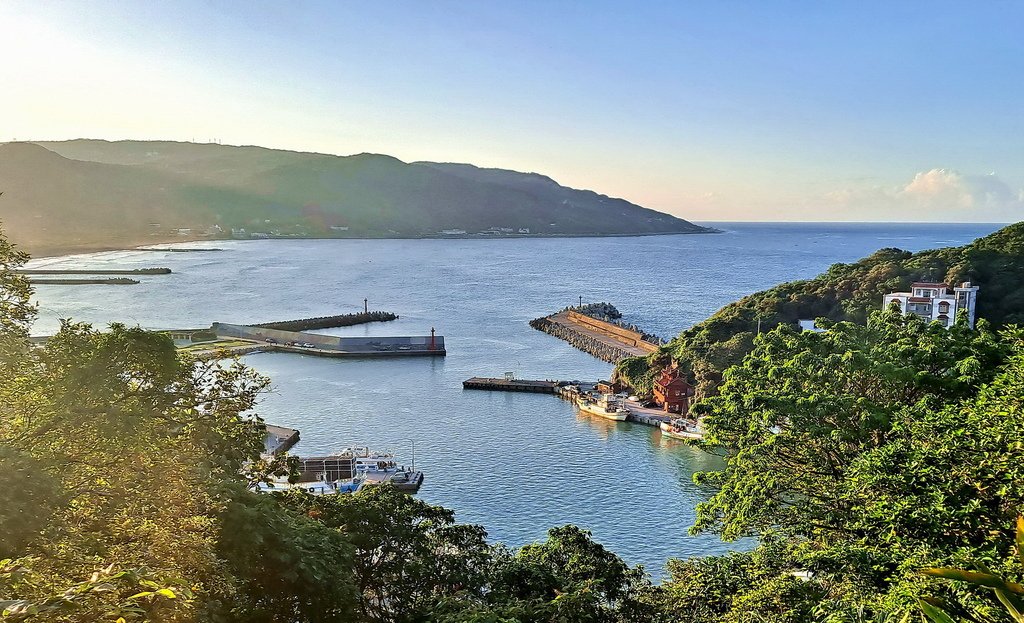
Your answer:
(3, 1), (1023, 223)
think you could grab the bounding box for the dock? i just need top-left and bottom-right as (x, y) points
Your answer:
(264, 424), (300, 455)
(464, 376), (676, 430)
(463, 377), (559, 393)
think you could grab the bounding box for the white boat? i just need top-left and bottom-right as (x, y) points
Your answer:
(254, 477), (361, 495)
(660, 418), (704, 440)
(254, 446), (423, 495)
(576, 393), (630, 421)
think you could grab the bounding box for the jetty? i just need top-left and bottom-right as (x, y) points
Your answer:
(135, 247), (223, 252)
(530, 303), (661, 363)
(29, 277), (139, 285)
(17, 268), (171, 275)
(252, 311), (397, 332)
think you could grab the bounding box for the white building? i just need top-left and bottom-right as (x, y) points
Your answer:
(882, 281), (979, 328)
(798, 319), (825, 333)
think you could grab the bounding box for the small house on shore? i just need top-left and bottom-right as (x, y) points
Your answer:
(653, 366), (695, 415)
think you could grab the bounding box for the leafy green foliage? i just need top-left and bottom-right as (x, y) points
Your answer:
(672, 304), (1024, 620)
(917, 518), (1024, 622)
(617, 222), (1024, 401)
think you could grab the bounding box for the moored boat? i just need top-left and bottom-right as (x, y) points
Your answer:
(660, 418), (704, 440)
(253, 446), (424, 495)
(576, 393), (630, 421)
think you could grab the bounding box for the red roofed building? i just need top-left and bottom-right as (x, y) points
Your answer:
(653, 366), (695, 414)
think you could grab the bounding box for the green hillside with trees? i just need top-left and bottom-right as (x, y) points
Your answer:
(5, 223), (1024, 622)
(616, 221), (1024, 399)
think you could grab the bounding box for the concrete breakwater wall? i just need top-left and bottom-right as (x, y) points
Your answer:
(529, 317), (642, 363)
(253, 311), (397, 332)
(211, 323), (445, 356)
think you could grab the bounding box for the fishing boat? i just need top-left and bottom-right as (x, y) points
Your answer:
(253, 446), (424, 495)
(660, 418), (704, 440)
(353, 449), (425, 493)
(254, 478), (361, 495)
(576, 393), (630, 421)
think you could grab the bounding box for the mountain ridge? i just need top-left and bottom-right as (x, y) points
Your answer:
(0, 139), (711, 254)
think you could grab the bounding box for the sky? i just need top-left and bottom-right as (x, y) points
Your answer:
(2, 0), (1023, 222)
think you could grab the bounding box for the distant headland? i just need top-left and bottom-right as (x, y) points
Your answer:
(0, 139), (715, 255)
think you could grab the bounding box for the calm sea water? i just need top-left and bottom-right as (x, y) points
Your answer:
(27, 222), (1004, 575)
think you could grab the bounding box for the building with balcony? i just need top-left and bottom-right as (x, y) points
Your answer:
(882, 281), (979, 329)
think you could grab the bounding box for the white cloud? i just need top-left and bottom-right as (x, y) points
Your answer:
(899, 169), (974, 208)
(824, 168), (1024, 221)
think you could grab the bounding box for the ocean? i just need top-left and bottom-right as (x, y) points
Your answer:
(26, 221), (1004, 575)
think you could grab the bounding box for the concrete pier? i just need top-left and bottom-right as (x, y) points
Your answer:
(463, 377), (559, 393)
(463, 376), (676, 430)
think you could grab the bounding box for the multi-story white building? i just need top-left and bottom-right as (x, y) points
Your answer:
(882, 281), (979, 328)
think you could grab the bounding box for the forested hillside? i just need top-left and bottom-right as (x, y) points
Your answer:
(617, 221), (1024, 397)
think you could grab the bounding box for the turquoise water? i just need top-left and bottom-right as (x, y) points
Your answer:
(27, 222), (1004, 575)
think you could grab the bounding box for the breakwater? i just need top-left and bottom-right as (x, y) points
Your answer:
(30, 277), (140, 285)
(17, 268), (172, 275)
(529, 303), (661, 363)
(252, 311), (397, 332)
(136, 247), (223, 252)
(529, 316), (642, 363)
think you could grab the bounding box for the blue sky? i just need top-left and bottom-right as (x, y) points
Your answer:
(2, 1), (1023, 222)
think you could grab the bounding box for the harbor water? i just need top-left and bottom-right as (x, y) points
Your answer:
(27, 222), (1003, 575)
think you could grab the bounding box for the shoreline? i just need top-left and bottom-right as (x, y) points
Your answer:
(23, 228), (722, 260)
